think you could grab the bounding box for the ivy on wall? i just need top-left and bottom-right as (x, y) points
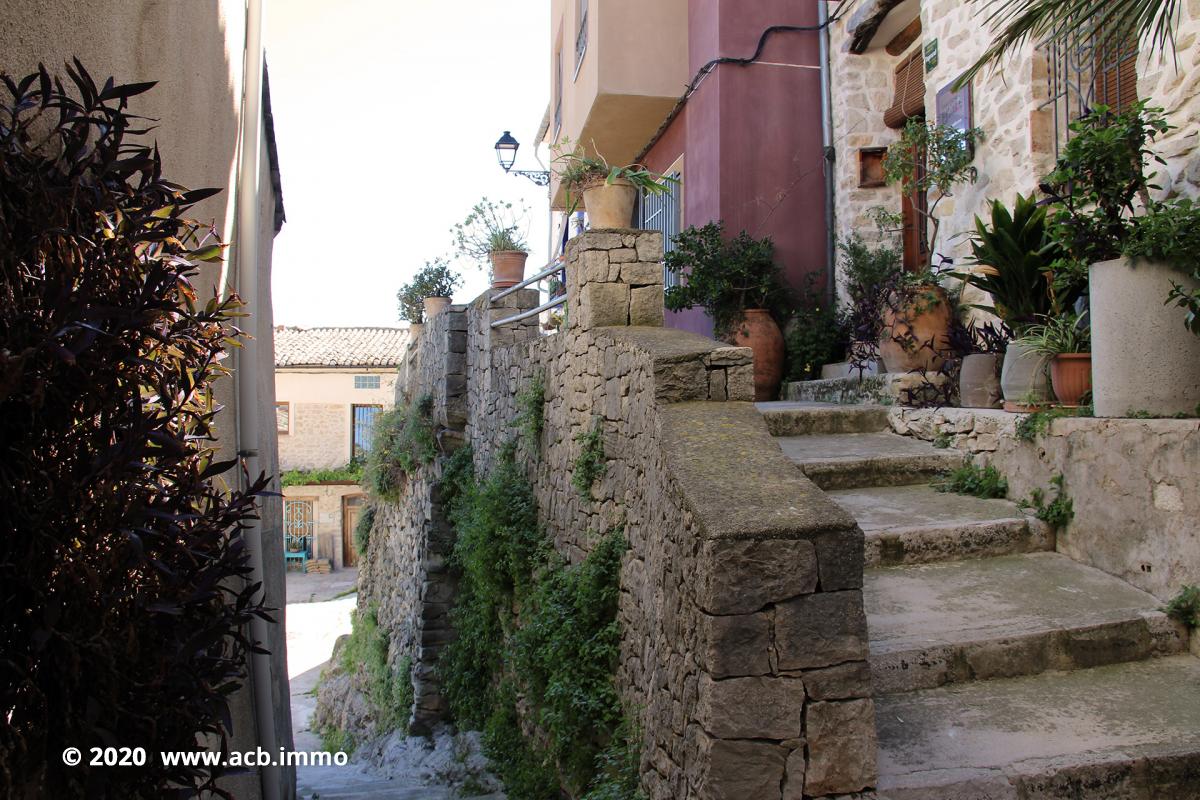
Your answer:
(280, 462), (364, 487)
(438, 443), (642, 799)
(365, 395), (438, 502)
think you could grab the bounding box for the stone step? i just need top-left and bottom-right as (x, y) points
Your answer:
(775, 432), (965, 490)
(875, 655), (1200, 799)
(865, 552), (1187, 695)
(755, 400), (890, 436)
(826, 484), (1054, 567)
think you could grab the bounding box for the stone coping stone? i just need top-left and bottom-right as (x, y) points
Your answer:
(597, 326), (751, 366)
(659, 401), (858, 540)
(875, 655), (1200, 796)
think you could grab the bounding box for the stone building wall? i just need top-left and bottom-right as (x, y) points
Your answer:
(828, 0), (1200, 292)
(279, 403), (350, 470)
(889, 407), (1200, 603)
(281, 483), (363, 570)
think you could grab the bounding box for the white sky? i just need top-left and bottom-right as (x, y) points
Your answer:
(265, 0), (551, 328)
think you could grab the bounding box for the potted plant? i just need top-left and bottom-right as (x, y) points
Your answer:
(955, 194), (1074, 409)
(410, 258), (461, 319)
(664, 222), (786, 400)
(398, 281), (424, 338)
(1041, 102), (1200, 417)
(1019, 313), (1092, 407)
(872, 120), (984, 374)
(553, 138), (677, 229)
(452, 197), (530, 289)
(842, 232), (901, 377)
(956, 322), (1010, 409)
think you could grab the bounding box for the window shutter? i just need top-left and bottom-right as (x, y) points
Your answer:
(1094, 42), (1138, 113)
(884, 51), (926, 129)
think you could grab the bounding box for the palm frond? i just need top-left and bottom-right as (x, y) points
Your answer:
(955, 0), (1179, 89)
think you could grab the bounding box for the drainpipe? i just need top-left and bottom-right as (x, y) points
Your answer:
(234, 0), (284, 797)
(819, 0), (837, 306)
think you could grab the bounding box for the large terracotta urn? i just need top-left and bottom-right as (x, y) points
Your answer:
(729, 309), (784, 401)
(581, 177), (636, 229)
(490, 250), (528, 290)
(1089, 258), (1200, 417)
(878, 284), (953, 373)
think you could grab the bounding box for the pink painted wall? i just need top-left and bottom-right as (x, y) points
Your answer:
(647, 0), (829, 337)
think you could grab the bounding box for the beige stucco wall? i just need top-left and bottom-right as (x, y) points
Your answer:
(276, 368), (399, 470)
(0, 3), (292, 797)
(547, 0), (688, 206)
(829, 0), (1200, 292)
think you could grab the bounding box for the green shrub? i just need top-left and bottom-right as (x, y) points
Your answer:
(786, 274), (849, 381)
(516, 372), (547, 453)
(933, 463), (1008, 499)
(340, 605), (412, 735)
(441, 444), (637, 799)
(1165, 585), (1200, 629)
(354, 504), (376, 555)
(281, 462), (364, 487)
(366, 396), (438, 501)
(0, 65), (272, 798)
(1021, 474), (1074, 530)
(573, 417), (607, 500)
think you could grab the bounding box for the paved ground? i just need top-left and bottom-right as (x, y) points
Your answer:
(286, 566), (359, 604)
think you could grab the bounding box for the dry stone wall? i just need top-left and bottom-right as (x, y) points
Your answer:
(339, 229), (878, 798)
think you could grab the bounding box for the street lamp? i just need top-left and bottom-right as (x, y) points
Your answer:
(494, 130), (550, 187)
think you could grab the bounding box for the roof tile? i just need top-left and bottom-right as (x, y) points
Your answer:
(274, 326), (410, 367)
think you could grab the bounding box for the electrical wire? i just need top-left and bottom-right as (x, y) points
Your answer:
(635, 5), (852, 162)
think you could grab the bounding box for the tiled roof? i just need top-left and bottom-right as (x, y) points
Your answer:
(274, 326), (410, 368)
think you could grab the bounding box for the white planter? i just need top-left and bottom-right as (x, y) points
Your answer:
(1000, 340), (1052, 409)
(1090, 258), (1200, 417)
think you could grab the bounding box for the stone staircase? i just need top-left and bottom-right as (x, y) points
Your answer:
(758, 401), (1200, 799)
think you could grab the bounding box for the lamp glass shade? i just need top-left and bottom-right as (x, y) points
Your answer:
(494, 130), (519, 172)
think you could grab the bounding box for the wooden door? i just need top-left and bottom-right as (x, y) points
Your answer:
(342, 494), (366, 568)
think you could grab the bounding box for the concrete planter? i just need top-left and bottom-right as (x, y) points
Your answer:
(1000, 340), (1052, 410)
(489, 250), (528, 289)
(581, 178), (636, 229)
(422, 296), (451, 319)
(960, 353), (1002, 408)
(1090, 258), (1200, 417)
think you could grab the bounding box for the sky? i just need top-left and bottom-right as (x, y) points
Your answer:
(265, 0), (551, 328)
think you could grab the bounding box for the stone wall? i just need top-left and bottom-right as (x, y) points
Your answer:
(279, 402), (350, 470)
(330, 229), (879, 799)
(889, 407), (1200, 603)
(828, 0), (1200, 290)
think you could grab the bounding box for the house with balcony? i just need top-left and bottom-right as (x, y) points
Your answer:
(541, 0), (833, 337)
(274, 325), (408, 571)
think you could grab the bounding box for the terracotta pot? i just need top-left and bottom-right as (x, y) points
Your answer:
(960, 353), (1003, 408)
(1090, 258), (1200, 417)
(423, 296), (451, 319)
(878, 285), (953, 372)
(1000, 339), (1052, 410)
(581, 178), (637, 229)
(489, 250), (528, 289)
(728, 309), (784, 401)
(408, 322), (423, 339)
(1050, 353), (1092, 407)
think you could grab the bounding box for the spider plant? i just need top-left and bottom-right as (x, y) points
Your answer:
(1018, 312), (1092, 356)
(552, 137), (677, 212)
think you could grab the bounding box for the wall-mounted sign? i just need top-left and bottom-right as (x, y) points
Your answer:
(936, 79), (972, 134)
(924, 39), (938, 72)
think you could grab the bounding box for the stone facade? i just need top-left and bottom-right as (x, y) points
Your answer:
(828, 0), (1200, 289)
(281, 483), (364, 570)
(326, 230), (878, 798)
(280, 403), (349, 470)
(889, 407), (1200, 602)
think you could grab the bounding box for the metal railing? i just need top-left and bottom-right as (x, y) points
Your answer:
(490, 257), (567, 329)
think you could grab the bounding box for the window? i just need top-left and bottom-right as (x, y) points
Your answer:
(354, 375), (381, 390)
(352, 404), (382, 459)
(284, 499), (314, 560)
(575, 0), (588, 75)
(1042, 32), (1139, 158)
(275, 402), (290, 434)
(554, 44), (563, 136)
(639, 172), (683, 288)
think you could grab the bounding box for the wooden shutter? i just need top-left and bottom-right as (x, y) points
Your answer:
(884, 50), (926, 129)
(1094, 42), (1138, 113)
